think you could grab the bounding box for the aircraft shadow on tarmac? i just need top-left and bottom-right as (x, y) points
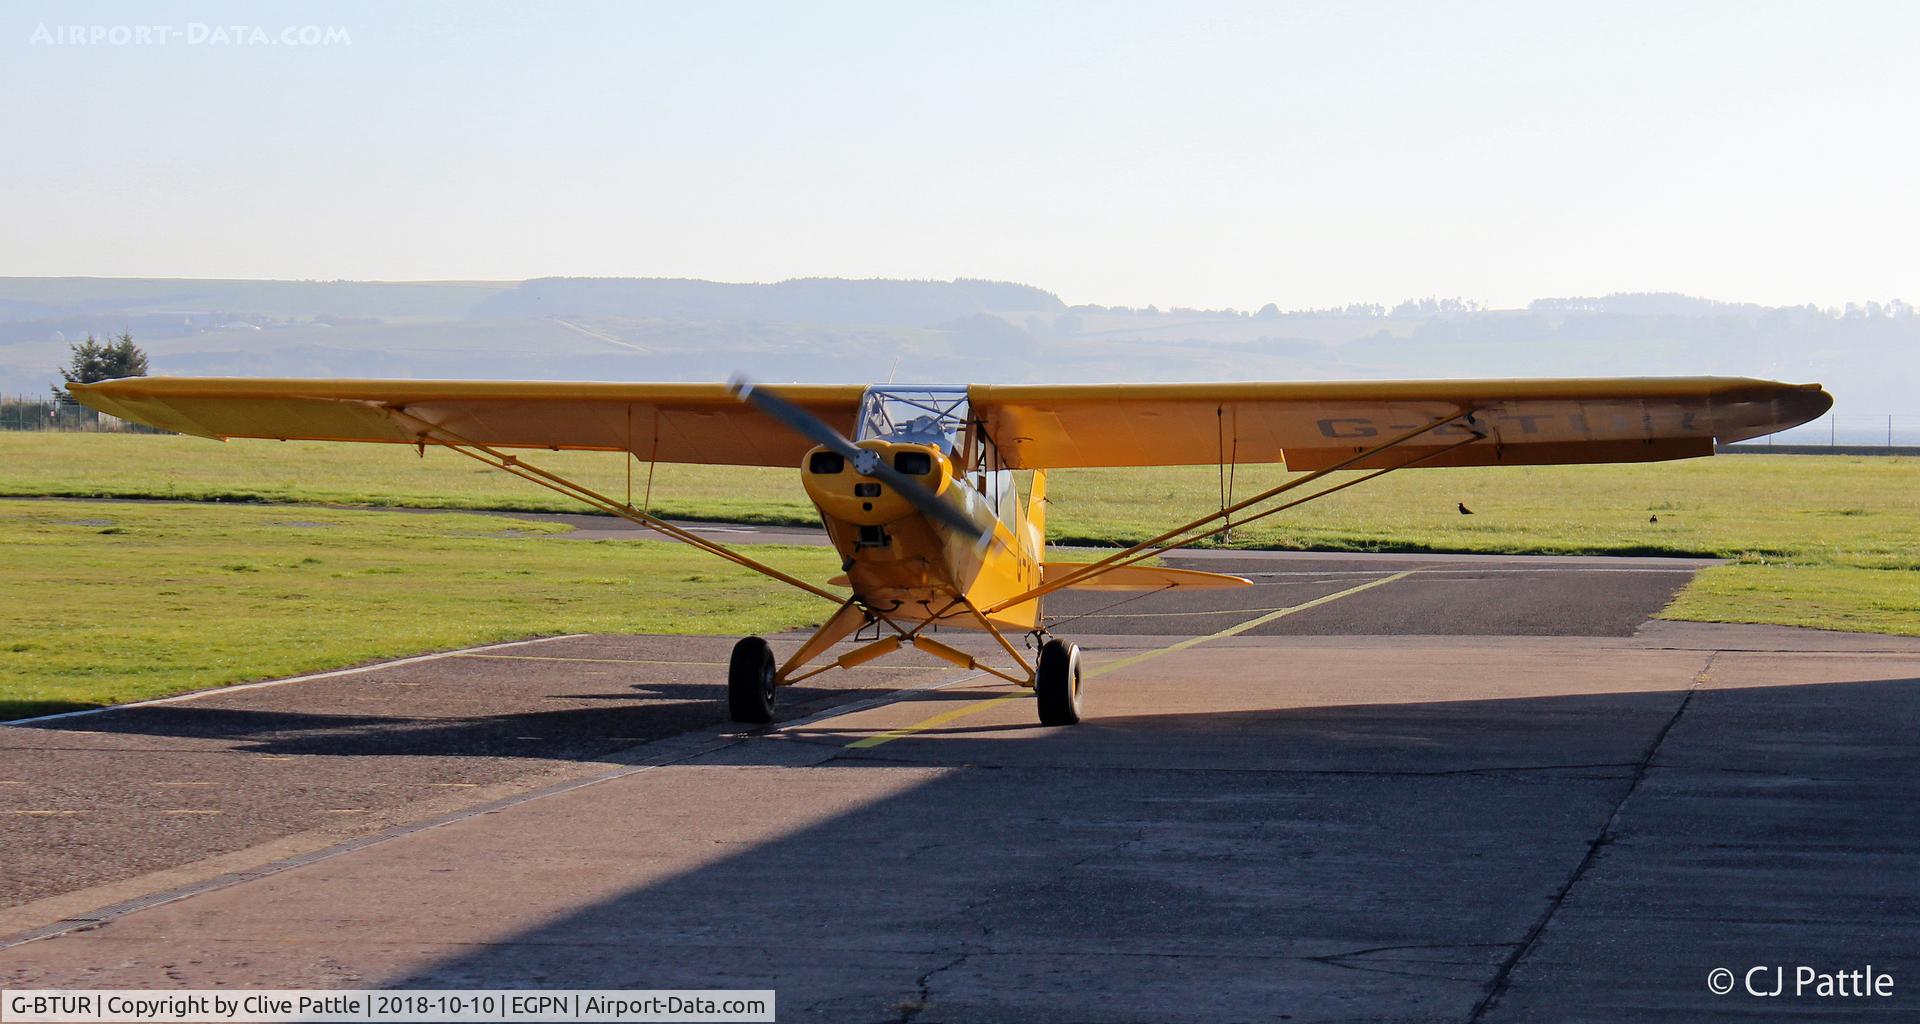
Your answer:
(12, 681), (947, 759)
(365, 675), (1920, 1023)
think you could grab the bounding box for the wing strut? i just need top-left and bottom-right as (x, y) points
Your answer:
(984, 409), (1484, 614)
(381, 406), (846, 604)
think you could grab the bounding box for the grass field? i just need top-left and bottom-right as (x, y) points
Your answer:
(0, 499), (840, 719)
(8, 433), (1916, 561)
(0, 433), (1915, 719)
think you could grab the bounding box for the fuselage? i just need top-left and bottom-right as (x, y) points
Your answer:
(802, 437), (1044, 631)
(795, 385), (1045, 631)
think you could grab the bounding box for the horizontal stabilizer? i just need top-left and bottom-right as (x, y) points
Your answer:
(1040, 562), (1252, 592)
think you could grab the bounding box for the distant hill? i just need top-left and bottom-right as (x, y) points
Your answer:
(472, 277), (1063, 326)
(0, 276), (1062, 327)
(0, 278), (509, 320)
(1, 278), (1911, 433)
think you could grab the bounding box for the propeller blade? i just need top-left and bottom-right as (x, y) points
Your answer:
(729, 377), (861, 460)
(865, 458), (986, 540)
(730, 377), (985, 540)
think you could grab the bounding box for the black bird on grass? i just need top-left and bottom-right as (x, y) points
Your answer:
(1457, 502), (1474, 515)
(1649, 514), (1659, 524)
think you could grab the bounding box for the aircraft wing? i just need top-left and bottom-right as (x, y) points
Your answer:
(66, 377), (867, 468)
(70, 375), (1833, 472)
(969, 377), (1832, 470)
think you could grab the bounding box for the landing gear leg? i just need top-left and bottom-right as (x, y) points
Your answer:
(728, 636), (776, 724)
(1035, 639), (1083, 726)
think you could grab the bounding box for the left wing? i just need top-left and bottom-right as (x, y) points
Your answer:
(970, 377), (1832, 470)
(67, 377), (866, 468)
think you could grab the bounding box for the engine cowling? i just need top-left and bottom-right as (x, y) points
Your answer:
(800, 440), (953, 526)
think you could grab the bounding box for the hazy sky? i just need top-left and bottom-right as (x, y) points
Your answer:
(6, 1), (1916, 310)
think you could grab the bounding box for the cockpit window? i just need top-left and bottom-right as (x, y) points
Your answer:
(855, 387), (968, 455)
(892, 417), (949, 451)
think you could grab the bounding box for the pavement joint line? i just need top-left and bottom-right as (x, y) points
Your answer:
(842, 570), (1420, 750)
(832, 754), (1644, 777)
(1079, 599), (1394, 619)
(1, 634), (592, 727)
(0, 667), (992, 953)
(1237, 567), (1700, 577)
(1085, 569), (1419, 679)
(844, 693), (1032, 750)
(452, 654), (727, 666)
(0, 734), (739, 952)
(769, 670), (992, 737)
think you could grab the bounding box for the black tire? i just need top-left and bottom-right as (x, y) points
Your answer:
(728, 636), (777, 724)
(1035, 639), (1083, 726)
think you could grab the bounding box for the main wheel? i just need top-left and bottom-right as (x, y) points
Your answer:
(728, 636), (777, 724)
(1035, 639), (1083, 726)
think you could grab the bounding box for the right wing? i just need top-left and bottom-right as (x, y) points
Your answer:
(66, 377), (866, 468)
(971, 376), (1833, 470)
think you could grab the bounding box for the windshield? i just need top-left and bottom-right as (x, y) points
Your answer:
(855, 386), (970, 455)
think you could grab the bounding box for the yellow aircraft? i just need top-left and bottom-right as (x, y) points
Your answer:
(69, 375), (1830, 726)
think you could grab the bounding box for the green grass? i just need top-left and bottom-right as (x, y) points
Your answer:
(1055, 456), (1918, 566)
(1665, 565), (1920, 636)
(1054, 455), (1919, 636)
(1, 433), (1916, 668)
(7, 433), (1915, 564)
(0, 433), (822, 525)
(0, 499), (841, 720)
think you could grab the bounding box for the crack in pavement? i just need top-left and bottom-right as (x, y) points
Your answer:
(1309, 941), (1521, 983)
(893, 951), (970, 1024)
(1464, 650), (1719, 1022)
(883, 804), (1158, 1023)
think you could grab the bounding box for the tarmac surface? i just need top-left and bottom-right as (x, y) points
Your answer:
(3, 539), (1919, 1022)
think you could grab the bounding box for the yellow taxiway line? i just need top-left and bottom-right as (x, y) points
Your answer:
(844, 695), (1027, 749)
(844, 570), (1416, 749)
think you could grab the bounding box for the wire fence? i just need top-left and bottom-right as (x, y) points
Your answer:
(0, 395), (168, 433)
(1749, 413), (1920, 450)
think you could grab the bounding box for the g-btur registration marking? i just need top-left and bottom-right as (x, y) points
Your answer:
(1315, 410), (1700, 439)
